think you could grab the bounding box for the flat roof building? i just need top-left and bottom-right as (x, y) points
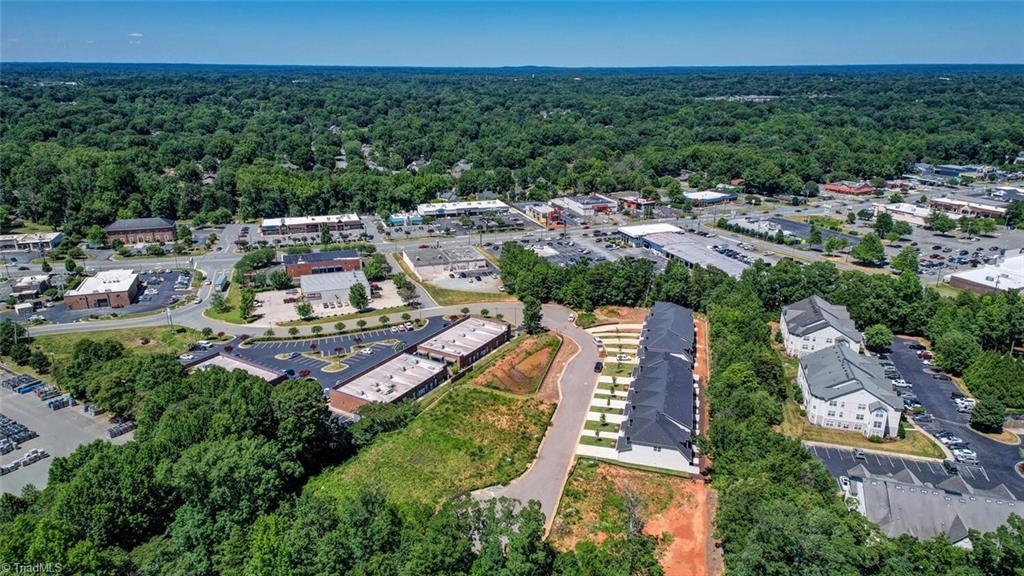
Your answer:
(683, 191), (738, 205)
(618, 223), (684, 245)
(328, 354), (448, 414)
(417, 316), (510, 367)
(551, 195), (617, 217)
(416, 199), (509, 217)
(871, 202), (956, 227)
(639, 232), (750, 278)
(64, 269), (140, 310)
(0, 232), (65, 253)
(188, 352), (286, 384)
(12, 274), (51, 300)
(929, 197), (1007, 219)
(282, 249), (362, 278)
(299, 270), (370, 303)
(401, 245), (489, 282)
(947, 251), (1024, 295)
(104, 218), (175, 244)
(260, 214), (362, 235)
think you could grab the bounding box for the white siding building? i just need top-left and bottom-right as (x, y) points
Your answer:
(780, 295), (862, 357)
(797, 344), (903, 438)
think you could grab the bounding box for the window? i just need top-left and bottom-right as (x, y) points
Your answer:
(803, 336), (811, 341)
(857, 404), (867, 410)
(854, 424), (864, 431)
(826, 338), (833, 344)
(829, 400), (838, 407)
(838, 413), (844, 419)
(874, 421), (883, 429)
(856, 414), (865, 421)
(842, 423), (850, 429)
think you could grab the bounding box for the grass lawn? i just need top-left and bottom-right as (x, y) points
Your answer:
(307, 386), (554, 505)
(601, 362), (634, 378)
(589, 406), (624, 415)
(579, 435), (617, 448)
(34, 326), (201, 361)
(584, 420), (620, 433)
(204, 283), (247, 324)
(468, 332), (561, 395)
(277, 305), (413, 328)
(780, 400), (945, 459)
(930, 283), (964, 298)
(9, 221), (55, 234)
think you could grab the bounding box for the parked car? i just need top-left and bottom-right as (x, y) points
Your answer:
(594, 361), (603, 373)
(943, 460), (959, 475)
(179, 353), (195, 361)
(853, 449), (866, 461)
(914, 413), (934, 423)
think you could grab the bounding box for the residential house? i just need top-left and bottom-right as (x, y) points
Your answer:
(780, 295), (862, 356)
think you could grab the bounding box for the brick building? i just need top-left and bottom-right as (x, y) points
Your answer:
(64, 269), (140, 310)
(104, 218), (176, 244)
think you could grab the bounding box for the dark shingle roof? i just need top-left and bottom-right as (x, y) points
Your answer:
(799, 344), (903, 411)
(281, 249), (361, 265)
(618, 302), (696, 459)
(782, 295), (862, 343)
(104, 217), (175, 232)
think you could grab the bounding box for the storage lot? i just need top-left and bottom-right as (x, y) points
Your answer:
(1, 382), (132, 494)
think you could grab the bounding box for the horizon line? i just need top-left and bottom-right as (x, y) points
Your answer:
(3, 61), (1024, 70)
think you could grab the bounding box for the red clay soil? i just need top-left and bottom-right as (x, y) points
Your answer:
(594, 306), (651, 325)
(644, 480), (713, 576)
(469, 334), (560, 396)
(536, 333), (577, 403)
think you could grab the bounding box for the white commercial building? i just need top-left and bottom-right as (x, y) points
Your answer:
(617, 223), (684, 246)
(948, 250), (1024, 295)
(0, 232), (65, 252)
(416, 199), (509, 217)
(299, 270), (370, 303)
(780, 296), (862, 357)
(871, 202), (957, 227)
(401, 246), (489, 281)
(260, 214), (362, 235)
(798, 344), (903, 438)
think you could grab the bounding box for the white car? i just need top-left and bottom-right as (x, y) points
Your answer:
(179, 354), (195, 361)
(839, 476), (850, 490)
(616, 353), (631, 362)
(568, 313), (576, 322)
(891, 379), (911, 388)
(939, 435), (963, 445)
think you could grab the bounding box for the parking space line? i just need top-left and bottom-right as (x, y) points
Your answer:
(961, 466), (975, 480)
(977, 466), (990, 482)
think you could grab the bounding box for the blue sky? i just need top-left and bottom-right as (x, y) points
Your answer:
(2, 2), (1022, 66)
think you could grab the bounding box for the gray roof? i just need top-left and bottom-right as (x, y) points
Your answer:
(847, 465), (1021, 544)
(799, 345), (903, 411)
(104, 217), (175, 232)
(618, 302), (696, 459)
(782, 295), (862, 343)
(281, 249), (360, 265)
(299, 270), (369, 298)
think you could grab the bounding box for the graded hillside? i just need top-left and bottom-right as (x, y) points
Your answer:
(307, 386), (554, 504)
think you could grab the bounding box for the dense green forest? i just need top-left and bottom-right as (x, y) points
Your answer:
(2, 65), (1024, 233)
(498, 245), (1024, 573)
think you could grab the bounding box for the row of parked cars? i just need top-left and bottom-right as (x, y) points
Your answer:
(935, 430), (979, 464)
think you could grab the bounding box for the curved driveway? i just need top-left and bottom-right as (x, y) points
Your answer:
(474, 304), (600, 530)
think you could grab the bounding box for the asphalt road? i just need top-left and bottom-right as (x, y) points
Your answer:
(474, 304), (600, 529)
(888, 337), (1024, 496)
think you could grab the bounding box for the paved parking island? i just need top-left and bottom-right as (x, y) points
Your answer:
(193, 316), (452, 389)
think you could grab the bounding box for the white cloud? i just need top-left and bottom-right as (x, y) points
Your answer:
(129, 32), (143, 38)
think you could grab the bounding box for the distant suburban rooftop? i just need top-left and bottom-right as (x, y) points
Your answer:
(683, 191), (734, 201)
(404, 245), (486, 267)
(66, 269), (138, 297)
(0, 231), (64, 243)
(618, 223), (684, 238)
(281, 249), (360, 265)
(191, 353), (284, 383)
(949, 251), (1024, 292)
(847, 464), (1020, 545)
(783, 295), (862, 342)
(416, 199), (509, 215)
(800, 344), (902, 411)
(104, 217), (174, 232)
(335, 353), (446, 403)
(419, 317), (507, 358)
(642, 232), (750, 279)
(261, 214), (360, 227)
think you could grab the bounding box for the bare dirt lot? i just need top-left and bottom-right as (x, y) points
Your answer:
(593, 306), (650, 325)
(468, 333), (561, 396)
(536, 332), (579, 403)
(551, 461), (715, 576)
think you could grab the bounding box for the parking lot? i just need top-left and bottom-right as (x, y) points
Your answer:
(1, 378), (133, 495)
(197, 315), (452, 388)
(887, 336), (1024, 494)
(0, 271), (191, 325)
(807, 444), (1000, 489)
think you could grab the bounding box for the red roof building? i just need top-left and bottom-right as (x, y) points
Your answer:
(824, 181), (875, 195)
